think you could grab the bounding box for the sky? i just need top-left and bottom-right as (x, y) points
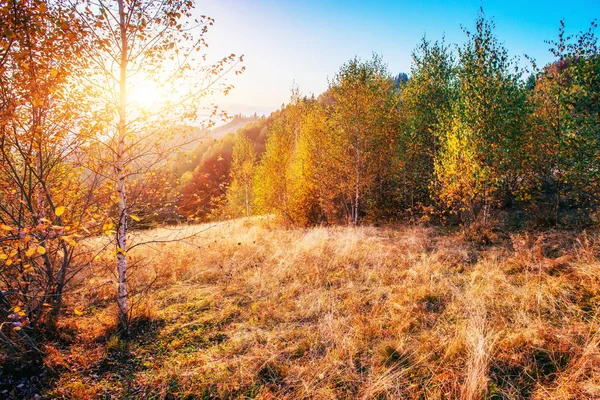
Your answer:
(196, 0), (600, 116)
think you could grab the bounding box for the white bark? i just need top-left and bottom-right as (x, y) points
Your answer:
(353, 129), (361, 226)
(244, 184), (249, 218)
(116, 0), (128, 326)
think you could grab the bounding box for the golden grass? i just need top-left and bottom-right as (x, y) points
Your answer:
(43, 218), (600, 399)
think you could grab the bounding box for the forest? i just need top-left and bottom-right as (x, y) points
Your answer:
(176, 18), (600, 232)
(1, 0), (600, 398)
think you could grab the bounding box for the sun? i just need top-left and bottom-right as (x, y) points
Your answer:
(129, 79), (160, 109)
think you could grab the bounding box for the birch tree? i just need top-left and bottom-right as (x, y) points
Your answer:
(75, 0), (243, 329)
(530, 20), (600, 224)
(328, 55), (399, 225)
(399, 37), (455, 212)
(227, 134), (257, 218)
(435, 12), (529, 223)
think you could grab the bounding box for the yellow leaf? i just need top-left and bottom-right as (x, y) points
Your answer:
(50, 68), (58, 78)
(5, 259), (12, 266)
(0, 254), (7, 260)
(0, 224), (12, 231)
(130, 215), (141, 222)
(13, 306), (21, 313)
(37, 246), (46, 255)
(54, 206), (65, 217)
(74, 309), (84, 316)
(26, 247), (35, 258)
(62, 236), (77, 247)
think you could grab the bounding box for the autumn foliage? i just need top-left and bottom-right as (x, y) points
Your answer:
(0, 0), (242, 363)
(224, 15), (600, 229)
(1, 0), (600, 397)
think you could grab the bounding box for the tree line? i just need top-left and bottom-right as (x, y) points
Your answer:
(217, 14), (600, 228)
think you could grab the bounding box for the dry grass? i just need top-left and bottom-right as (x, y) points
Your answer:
(37, 218), (600, 399)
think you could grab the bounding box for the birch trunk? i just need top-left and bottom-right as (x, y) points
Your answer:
(244, 185), (249, 218)
(353, 138), (360, 226)
(116, 0), (129, 327)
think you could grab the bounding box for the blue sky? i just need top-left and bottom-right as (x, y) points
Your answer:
(199, 0), (600, 115)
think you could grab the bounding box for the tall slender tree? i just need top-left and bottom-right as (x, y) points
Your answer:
(328, 55), (399, 225)
(227, 133), (257, 218)
(254, 106), (300, 223)
(399, 37), (455, 212)
(435, 12), (529, 223)
(530, 20), (600, 223)
(76, 0), (243, 328)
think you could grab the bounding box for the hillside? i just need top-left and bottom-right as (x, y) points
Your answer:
(2, 2), (600, 400)
(11, 219), (598, 399)
(208, 115), (263, 140)
(172, 113), (277, 221)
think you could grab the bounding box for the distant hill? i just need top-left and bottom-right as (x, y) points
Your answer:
(207, 114), (262, 140)
(161, 114), (261, 157)
(164, 112), (276, 220)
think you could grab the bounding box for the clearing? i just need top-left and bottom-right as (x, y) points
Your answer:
(23, 219), (600, 398)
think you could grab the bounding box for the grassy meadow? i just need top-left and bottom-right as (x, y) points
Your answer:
(3, 1), (600, 399)
(15, 218), (598, 399)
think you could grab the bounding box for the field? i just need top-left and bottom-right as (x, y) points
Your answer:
(23, 219), (600, 399)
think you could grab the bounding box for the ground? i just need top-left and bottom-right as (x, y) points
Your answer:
(20, 218), (600, 398)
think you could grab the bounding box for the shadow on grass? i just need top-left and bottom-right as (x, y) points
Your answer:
(489, 346), (571, 398)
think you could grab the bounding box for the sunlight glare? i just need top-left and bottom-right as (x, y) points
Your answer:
(130, 79), (160, 109)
